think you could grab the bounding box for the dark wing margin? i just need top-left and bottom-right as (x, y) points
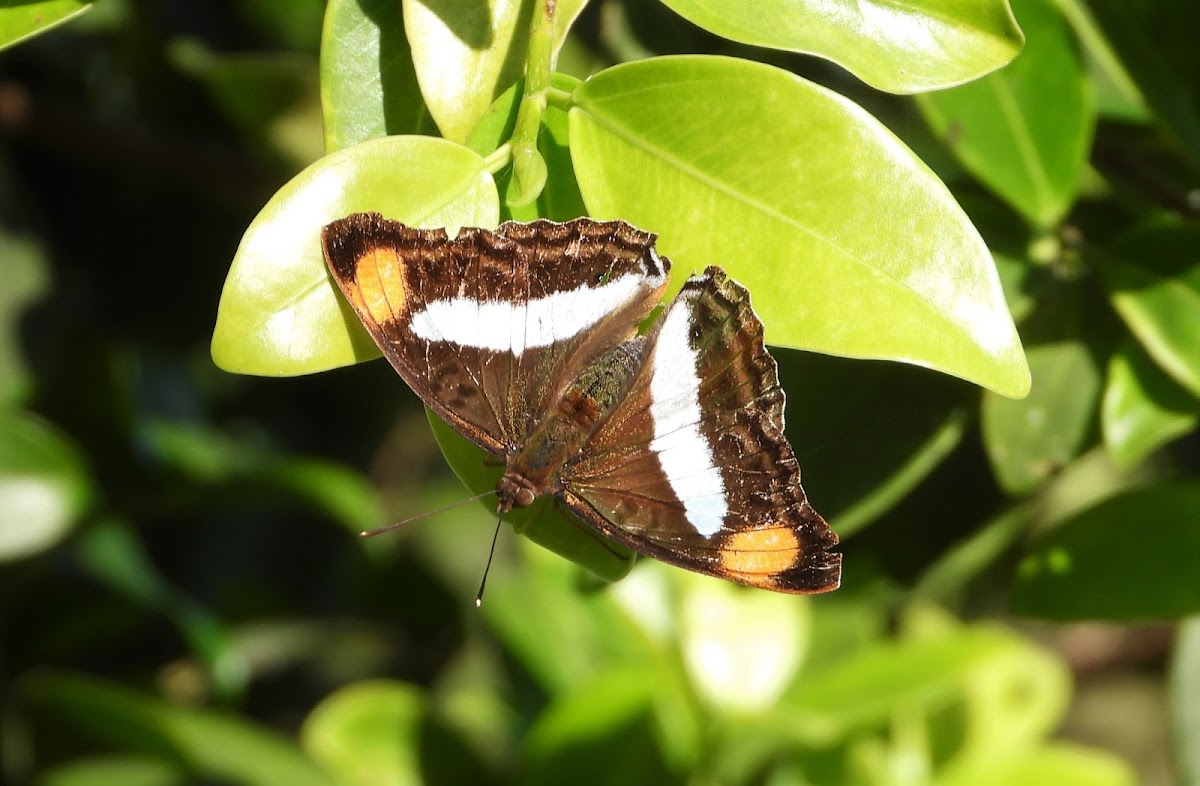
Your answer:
(321, 212), (670, 456)
(561, 266), (840, 594)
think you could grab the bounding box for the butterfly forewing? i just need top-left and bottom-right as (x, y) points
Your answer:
(561, 267), (840, 593)
(321, 213), (670, 455)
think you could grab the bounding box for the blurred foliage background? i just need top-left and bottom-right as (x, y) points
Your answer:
(2, 1), (1199, 785)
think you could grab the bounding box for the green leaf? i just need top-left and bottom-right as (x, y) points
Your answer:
(917, 0), (1095, 227)
(402, 0), (586, 142)
(168, 40), (324, 169)
(1012, 481), (1200, 619)
(1083, 0), (1200, 169)
(426, 408), (635, 584)
(465, 73), (588, 222)
(0, 227), (49, 405)
(982, 290), (1100, 494)
(570, 55), (1029, 397)
(1103, 223), (1200, 399)
(940, 744), (1136, 786)
(0, 411), (90, 562)
(678, 577), (809, 712)
(40, 757), (186, 786)
(320, 0), (437, 151)
(301, 681), (426, 786)
(0, 0), (93, 52)
(211, 136), (498, 376)
(1102, 338), (1199, 469)
(26, 673), (334, 786)
(656, 0), (1023, 94)
(1171, 617), (1200, 786)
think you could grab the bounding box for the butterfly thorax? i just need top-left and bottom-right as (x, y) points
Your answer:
(496, 339), (646, 514)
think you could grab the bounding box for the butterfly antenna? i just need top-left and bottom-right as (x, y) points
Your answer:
(474, 517), (504, 608)
(359, 489), (497, 538)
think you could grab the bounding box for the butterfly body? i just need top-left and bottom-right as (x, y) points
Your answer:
(321, 213), (840, 594)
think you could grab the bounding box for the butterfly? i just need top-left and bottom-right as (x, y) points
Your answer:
(321, 213), (840, 593)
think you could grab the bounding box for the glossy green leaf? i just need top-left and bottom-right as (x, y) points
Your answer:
(570, 56), (1029, 397)
(1102, 339), (1199, 469)
(657, 0), (1023, 94)
(40, 757), (185, 786)
(465, 73), (588, 222)
(169, 40), (324, 169)
(320, 0), (437, 151)
(0, 411), (90, 562)
(982, 292), (1100, 494)
(1171, 617), (1200, 786)
(301, 681), (425, 786)
(27, 673), (334, 786)
(1103, 223), (1200, 399)
(1012, 481), (1200, 619)
(0, 0), (93, 52)
(402, 0), (587, 142)
(941, 744), (1135, 786)
(1055, 0), (1146, 122)
(211, 136), (498, 376)
(917, 0), (1093, 228)
(1083, 0), (1200, 168)
(776, 352), (972, 537)
(0, 227), (49, 405)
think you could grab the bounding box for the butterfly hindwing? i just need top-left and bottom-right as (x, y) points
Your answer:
(321, 213), (670, 455)
(561, 267), (840, 593)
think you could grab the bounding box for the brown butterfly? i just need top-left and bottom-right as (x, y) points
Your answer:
(321, 213), (839, 593)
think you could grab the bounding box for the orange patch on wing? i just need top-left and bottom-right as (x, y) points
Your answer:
(351, 248), (408, 323)
(718, 526), (800, 576)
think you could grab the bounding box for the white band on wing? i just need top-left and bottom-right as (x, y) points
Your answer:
(408, 273), (659, 356)
(648, 303), (728, 538)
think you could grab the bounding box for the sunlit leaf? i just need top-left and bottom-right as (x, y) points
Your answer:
(1102, 339), (1199, 469)
(570, 56), (1029, 397)
(301, 681), (425, 786)
(211, 136), (498, 376)
(0, 0), (93, 52)
(917, 0), (1094, 227)
(0, 411), (90, 562)
(1012, 481), (1200, 619)
(679, 576), (809, 712)
(656, 0), (1023, 94)
(403, 0), (586, 142)
(1103, 223), (1200, 399)
(320, 0), (437, 151)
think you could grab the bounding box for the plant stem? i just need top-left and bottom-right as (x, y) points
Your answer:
(506, 0), (557, 206)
